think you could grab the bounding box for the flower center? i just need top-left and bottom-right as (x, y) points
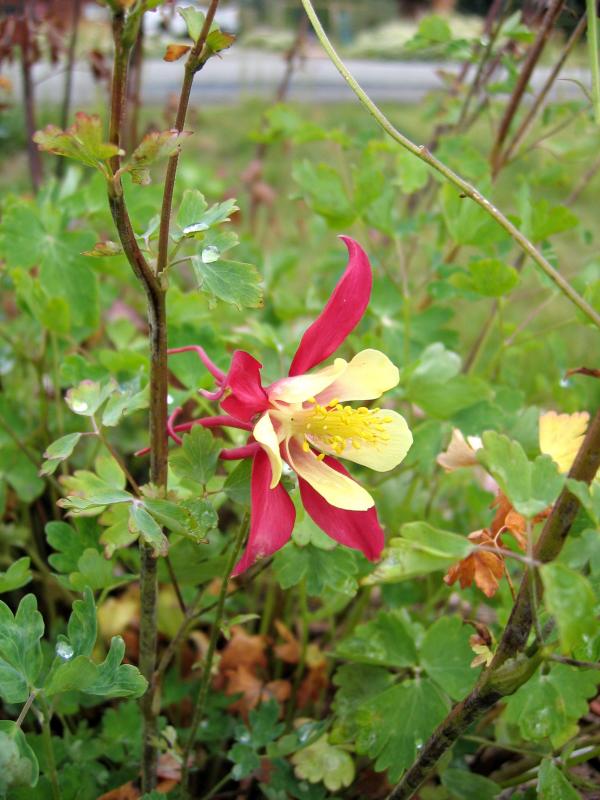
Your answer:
(300, 399), (392, 455)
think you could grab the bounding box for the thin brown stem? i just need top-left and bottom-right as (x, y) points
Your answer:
(490, 0), (565, 175)
(21, 42), (43, 191)
(107, 9), (166, 792)
(156, 0), (221, 276)
(56, 0), (81, 178)
(180, 515), (249, 797)
(500, 12), (587, 168)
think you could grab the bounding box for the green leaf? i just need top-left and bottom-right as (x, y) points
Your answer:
(247, 700), (285, 749)
(33, 112), (121, 172)
(291, 735), (355, 791)
(441, 183), (502, 248)
(273, 542), (359, 596)
(169, 425), (221, 486)
(0, 720), (39, 793)
(58, 463), (132, 513)
(129, 503), (168, 556)
(442, 768), (500, 800)
(82, 240), (123, 257)
(451, 258), (519, 297)
(223, 458), (252, 505)
(176, 188), (208, 229)
(228, 742), (261, 780)
(418, 14), (452, 43)
(364, 522), (473, 584)
(99, 503), (139, 557)
(191, 256), (263, 310)
(420, 617), (478, 700)
(202, 28), (236, 63)
(143, 497), (218, 541)
(66, 586), (97, 658)
(504, 663), (597, 747)
(181, 198), (238, 235)
(538, 758), (582, 800)
(126, 130), (191, 185)
(477, 431), (564, 517)
(102, 385), (148, 427)
(69, 548), (117, 592)
(354, 678), (449, 782)
(335, 611), (417, 668)
(83, 635), (147, 698)
(0, 594), (44, 703)
(0, 446), (44, 503)
(292, 161), (355, 227)
(332, 664), (395, 741)
(0, 558), (32, 594)
(45, 519), (99, 576)
(541, 564), (597, 657)
(529, 201), (579, 243)
(44, 654), (98, 696)
(40, 433), (82, 476)
(178, 5), (205, 41)
(65, 379), (116, 417)
(396, 149), (430, 193)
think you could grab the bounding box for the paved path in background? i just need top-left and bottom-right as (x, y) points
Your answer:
(8, 50), (590, 105)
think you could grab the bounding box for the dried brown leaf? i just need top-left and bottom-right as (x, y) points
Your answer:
(444, 529), (505, 598)
(164, 44), (191, 62)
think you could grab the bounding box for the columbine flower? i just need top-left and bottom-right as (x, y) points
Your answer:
(164, 237), (412, 574)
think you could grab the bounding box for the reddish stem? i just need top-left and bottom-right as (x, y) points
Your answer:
(174, 415), (253, 433)
(135, 415), (253, 457)
(166, 407), (183, 445)
(219, 443), (260, 460)
(167, 345), (226, 382)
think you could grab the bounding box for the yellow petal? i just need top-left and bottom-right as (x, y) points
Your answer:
(285, 437), (374, 511)
(437, 428), (482, 472)
(268, 358), (347, 405)
(315, 349), (400, 405)
(253, 412), (283, 489)
(309, 409), (413, 472)
(539, 410), (589, 474)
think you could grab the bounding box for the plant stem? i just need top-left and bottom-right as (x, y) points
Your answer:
(56, 0), (81, 178)
(299, 0), (600, 330)
(15, 690), (38, 729)
(39, 697), (61, 800)
(107, 9), (166, 792)
(490, 0), (565, 173)
(500, 11), (588, 167)
(180, 514), (249, 797)
(156, 0), (222, 276)
(20, 5), (43, 192)
(587, 0), (600, 124)
(386, 410), (600, 800)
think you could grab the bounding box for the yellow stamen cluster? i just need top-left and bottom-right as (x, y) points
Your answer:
(302, 399), (392, 455)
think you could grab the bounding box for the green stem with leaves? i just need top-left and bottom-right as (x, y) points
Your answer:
(587, 0), (600, 124)
(299, 0), (600, 330)
(157, 0), (221, 275)
(180, 514), (249, 797)
(39, 697), (61, 800)
(385, 409), (600, 800)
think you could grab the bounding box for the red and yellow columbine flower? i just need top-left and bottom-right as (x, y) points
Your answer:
(161, 238), (412, 574)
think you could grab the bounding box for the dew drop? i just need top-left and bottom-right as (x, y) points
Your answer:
(56, 641), (74, 660)
(71, 400), (88, 413)
(202, 245), (220, 263)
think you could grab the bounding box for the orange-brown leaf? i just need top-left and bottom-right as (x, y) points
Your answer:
(224, 665), (290, 719)
(274, 620), (301, 664)
(164, 44), (191, 62)
(444, 530), (505, 598)
(219, 626), (267, 673)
